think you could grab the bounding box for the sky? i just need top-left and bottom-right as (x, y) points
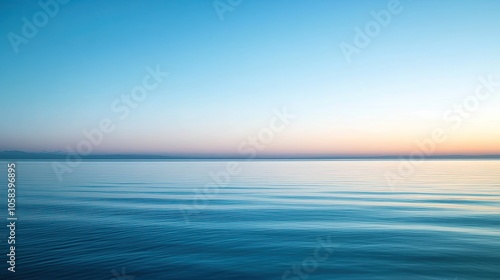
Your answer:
(1, 0), (500, 156)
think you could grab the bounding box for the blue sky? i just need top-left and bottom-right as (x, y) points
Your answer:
(1, 0), (500, 155)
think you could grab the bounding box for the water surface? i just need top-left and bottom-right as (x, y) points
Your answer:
(1, 160), (499, 279)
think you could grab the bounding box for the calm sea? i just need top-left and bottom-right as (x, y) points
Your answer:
(1, 160), (499, 280)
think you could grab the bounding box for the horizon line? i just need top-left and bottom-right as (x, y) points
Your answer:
(1, 150), (500, 160)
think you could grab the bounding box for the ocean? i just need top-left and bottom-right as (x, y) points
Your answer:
(1, 160), (499, 279)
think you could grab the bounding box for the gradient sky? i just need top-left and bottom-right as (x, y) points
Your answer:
(1, 0), (500, 156)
